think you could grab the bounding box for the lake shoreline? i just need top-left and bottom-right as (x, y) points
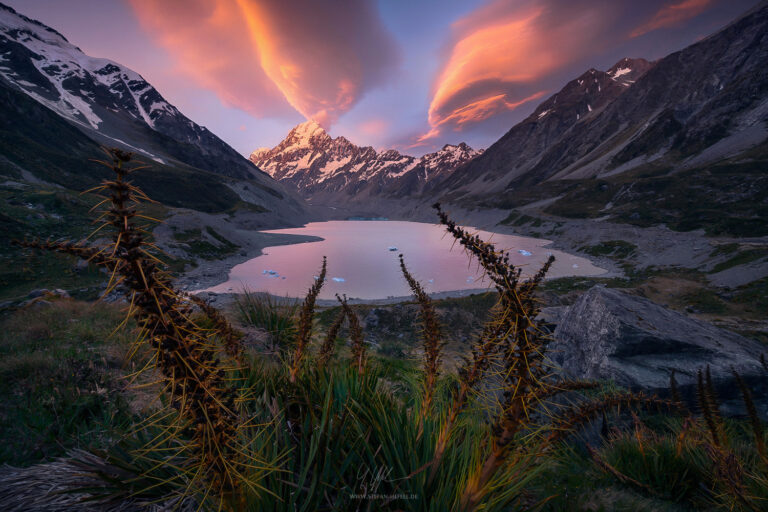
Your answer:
(193, 286), (500, 310)
(182, 217), (608, 305)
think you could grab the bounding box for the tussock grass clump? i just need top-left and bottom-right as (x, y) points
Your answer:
(234, 289), (298, 351)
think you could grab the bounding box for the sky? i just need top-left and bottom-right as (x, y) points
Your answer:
(5, 0), (760, 156)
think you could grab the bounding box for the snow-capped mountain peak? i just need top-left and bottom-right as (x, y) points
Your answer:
(250, 123), (481, 201)
(287, 119), (327, 145)
(0, 3), (178, 131)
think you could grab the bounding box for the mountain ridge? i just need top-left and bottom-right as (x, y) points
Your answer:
(438, 3), (768, 200)
(0, 2), (308, 220)
(0, 2), (263, 181)
(250, 120), (482, 201)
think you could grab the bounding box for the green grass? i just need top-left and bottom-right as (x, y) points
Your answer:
(499, 211), (543, 227)
(682, 289), (729, 314)
(0, 300), (136, 466)
(581, 240), (638, 260)
(234, 290), (298, 350)
(734, 277), (768, 313)
(171, 226), (240, 260)
(709, 248), (768, 274)
(529, 161), (768, 237)
(0, 182), (185, 302)
(0, 184), (107, 301)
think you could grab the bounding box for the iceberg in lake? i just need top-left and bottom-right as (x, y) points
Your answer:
(332, 277), (345, 283)
(518, 249), (532, 256)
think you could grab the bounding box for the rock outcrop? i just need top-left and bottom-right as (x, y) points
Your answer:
(550, 286), (768, 416)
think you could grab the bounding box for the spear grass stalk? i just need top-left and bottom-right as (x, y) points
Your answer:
(337, 294), (366, 375)
(17, 148), (243, 501)
(399, 254), (443, 418)
(289, 256), (326, 382)
(318, 308), (346, 368)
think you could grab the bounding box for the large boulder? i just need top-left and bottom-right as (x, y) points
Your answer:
(550, 286), (768, 416)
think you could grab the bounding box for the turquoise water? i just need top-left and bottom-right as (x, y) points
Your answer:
(204, 220), (605, 300)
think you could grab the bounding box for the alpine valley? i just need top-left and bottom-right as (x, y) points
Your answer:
(1, 1), (768, 510)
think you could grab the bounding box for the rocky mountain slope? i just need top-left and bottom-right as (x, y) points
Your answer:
(439, 3), (768, 200)
(250, 120), (481, 202)
(0, 2), (306, 220)
(0, 3), (261, 180)
(429, 58), (654, 196)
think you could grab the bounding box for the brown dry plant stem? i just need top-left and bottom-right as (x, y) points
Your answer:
(337, 294), (366, 375)
(428, 204), (555, 493)
(190, 294), (242, 358)
(427, 203), (677, 512)
(17, 148), (241, 497)
(318, 308), (346, 368)
(289, 256), (327, 382)
(399, 254), (443, 418)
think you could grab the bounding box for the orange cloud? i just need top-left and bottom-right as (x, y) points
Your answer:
(128, 0), (287, 117)
(630, 0), (712, 38)
(424, 0), (612, 140)
(129, 0), (398, 125)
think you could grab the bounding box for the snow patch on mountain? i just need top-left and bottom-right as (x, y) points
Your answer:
(250, 120), (481, 199)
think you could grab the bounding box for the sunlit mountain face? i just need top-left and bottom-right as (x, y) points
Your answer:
(3, 0), (758, 157)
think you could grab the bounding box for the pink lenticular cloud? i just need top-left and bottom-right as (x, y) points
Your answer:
(129, 0), (399, 126)
(420, 0), (619, 142)
(128, 0), (289, 117)
(631, 0), (713, 38)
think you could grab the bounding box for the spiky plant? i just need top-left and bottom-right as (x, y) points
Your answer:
(589, 367), (768, 511)
(289, 257), (326, 382)
(337, 294), (366, 375)
(17, 148), (247, 504)
(427, 203), (680, 510)
(399, 254), (443, 419)
(234, 289), (298, 352)
(318, 308), (346, 368)
(10, 153), (717, 511)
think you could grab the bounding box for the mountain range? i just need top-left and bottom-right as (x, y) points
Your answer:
(250, 120), (481, 202)
(0, 2), (305, 218)
(441, 4), (768, 200)
(250, 3), (768, 236)
(1, 0), (766, 238)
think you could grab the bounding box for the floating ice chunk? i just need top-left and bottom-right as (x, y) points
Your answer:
(572, 264), (579, 268)
(466, 277), (474, 284)
(313, 275), (319, 280)
(387, 246), (398, 251)
(332, 277), (345, 283)
(518, 249), (532, 256)
(428, 279), (434, 284)
(263, 269), (279, 276)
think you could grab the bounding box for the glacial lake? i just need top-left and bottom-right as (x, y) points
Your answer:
(204, 220), (606, 300)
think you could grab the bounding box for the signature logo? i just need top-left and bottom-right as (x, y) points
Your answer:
(349, 464), (418, 501)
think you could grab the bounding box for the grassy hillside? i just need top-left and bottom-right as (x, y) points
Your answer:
(489, 157), (768, 237)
